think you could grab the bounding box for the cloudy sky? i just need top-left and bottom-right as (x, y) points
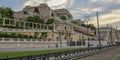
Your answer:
(0, 0), (120, 28)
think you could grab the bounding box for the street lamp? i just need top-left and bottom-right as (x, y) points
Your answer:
(96, 12), (101, 48)
(116, 26), (119, 45)
(84, 15), (90, 48)
(110, 25), (113, 45)
(106, 24), (111, 46)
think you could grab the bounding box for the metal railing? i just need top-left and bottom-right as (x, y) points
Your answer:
(0, 45), (118, 60)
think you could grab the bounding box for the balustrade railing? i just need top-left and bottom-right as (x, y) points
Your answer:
(0, 38), (58, 43)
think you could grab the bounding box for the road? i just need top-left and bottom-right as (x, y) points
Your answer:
(73, 47), (120, 60)
(0, 46), (87, 52)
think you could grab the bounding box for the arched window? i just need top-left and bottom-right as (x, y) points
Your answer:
(23, 11), (28, 14)
(34, 8), (39, 13)
(51, 13), (54, 17)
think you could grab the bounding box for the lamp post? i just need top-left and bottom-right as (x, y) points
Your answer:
(116, 26), (119, 45)
(96, 12), (101, 48)
(84, 16), (90, 48)
(110, 25), (113, 45)
(106, 24), (110, 46)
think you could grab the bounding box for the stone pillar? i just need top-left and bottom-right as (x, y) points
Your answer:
(18, 21), (21, 27)
(53, 24), (56, 31)
(43, 24), (45, 29)
(32, 23), (34, 29)
(8, 19), (11, 26)
(23, 21), (26, 28)
(14, 20), (16, 27)
(35, 23), (38, 29)
(39, 24), (41, 29)
(2, 18), (5, 26)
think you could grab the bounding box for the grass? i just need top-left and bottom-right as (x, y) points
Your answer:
(0, 48), (79, 58)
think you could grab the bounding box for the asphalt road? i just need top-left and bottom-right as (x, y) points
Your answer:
(74, 47), (120, 60)
(0, 46), (87, 52)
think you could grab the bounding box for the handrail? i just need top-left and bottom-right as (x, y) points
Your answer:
(0, 45), (118, 60)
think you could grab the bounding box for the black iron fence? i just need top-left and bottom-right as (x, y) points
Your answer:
(0, 45), (118, 60)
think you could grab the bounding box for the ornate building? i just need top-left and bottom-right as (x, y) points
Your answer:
(54, 9), (73, 20)
(14, 4), (73, 20)
(0, 4), (97, 48)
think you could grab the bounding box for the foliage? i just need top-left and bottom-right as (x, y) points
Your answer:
(81, 24), (96, 30)
(26, 15), (44, 23)
(0, 32), (36, 38)
(34, 32), (39, 38)
(41, 32), (47, 39)
(87, 24), (96, 30)
(0, 18), (3, 26)
(71, 21), (80, 25)
(0, 48), (79, 58)
(81, 24), (87, 27)
(46, 18), (55, 24)
(60, 16), (67, 20)
(0, 7), (14, 18)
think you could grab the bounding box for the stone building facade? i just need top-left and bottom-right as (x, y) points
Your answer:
(14, 4), (73, 20)
(54, 9), (73, 20)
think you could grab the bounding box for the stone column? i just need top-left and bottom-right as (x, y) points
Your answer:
(14, 20), (16, 27)
(23, 21), (26, 28)
(35, 23), (38, 29)
(32, 23), (34, 29)
(53, 24), (56, 31)
(2, 18), (5, 26)
(8, 19), (11, 26)
(39, 24), (41, 29)
(43, 24), (45, 29)
(18, 21), (21, 27)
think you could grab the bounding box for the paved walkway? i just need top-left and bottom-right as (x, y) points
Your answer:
(74, 47), (120, 60)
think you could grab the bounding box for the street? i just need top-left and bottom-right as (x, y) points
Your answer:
(73, 46), (120, 60)
(0, 46), (87, 52)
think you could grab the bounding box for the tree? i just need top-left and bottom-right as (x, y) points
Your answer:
(0, 7), (14, 18)
(46, 18), (55, 24)
(87, 24), (96, 30)
(34, 32), (39, 38)
(41, 32), (47, 39)
(71, 21), (80, 25)
(26, 15), (44, 23)
(81, 24), (87, 27)
(60, 16), (67, 20)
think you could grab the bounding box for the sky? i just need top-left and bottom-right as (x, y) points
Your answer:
(0, 0), (120, 28)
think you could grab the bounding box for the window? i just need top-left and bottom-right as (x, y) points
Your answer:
(23, 11), (28, 14)
(51, 13), (54, 17)
(34, 8), (39, 13)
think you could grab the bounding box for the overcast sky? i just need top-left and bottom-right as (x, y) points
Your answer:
(0, 0), (120, 28)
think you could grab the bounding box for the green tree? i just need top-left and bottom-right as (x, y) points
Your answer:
(26, 15), (44, 23)
(46, 18), (55, 24)
(0, 7), (14, 18)
(81, 24), (87, 27)
(87, 24), (96, 30)
(60, 16), (67, 20)
(34, 32), (39, 38)
(71, 21), (80, 25)
(41, 32), (47, 39)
